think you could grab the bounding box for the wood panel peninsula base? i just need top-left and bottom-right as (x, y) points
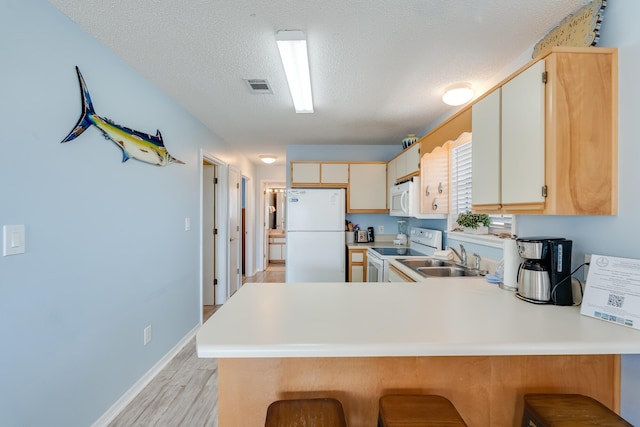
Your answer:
(218, 355), (618, 426)
(197, 282), (640, 426)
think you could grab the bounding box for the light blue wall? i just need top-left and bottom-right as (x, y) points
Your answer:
(0, 1), (251, 426)
(287, 144), (401, 163)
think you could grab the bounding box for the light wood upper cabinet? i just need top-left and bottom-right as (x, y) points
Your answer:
(348, 163), (387, 212)
(387, 156), (397, 195)
(291, 161), (388, 213)
(291, 162), (320, 184)
(471, 47), (618, 215)
(501, 59), (546, 208)
(291, 162), (349, 187)
(419, 143), (450, 216)
(472, 61), (546, 211)
(391, 143), (420, 182)
(471, 89), (501, 211)
(321, 163), (349, 184)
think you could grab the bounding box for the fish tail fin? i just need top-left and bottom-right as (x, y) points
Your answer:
(156, 130), (184, 164)
(61, 66), (96, 143)
(169, 155), (185, 165)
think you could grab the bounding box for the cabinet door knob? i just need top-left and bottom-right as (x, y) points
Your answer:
(432, 198), (438, 210)
(425, 185), (430, 196)
(438, 182), (444, 194)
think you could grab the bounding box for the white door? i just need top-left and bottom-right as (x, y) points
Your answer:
(202, 162), (216, 305)
(228, 167), (241, 296)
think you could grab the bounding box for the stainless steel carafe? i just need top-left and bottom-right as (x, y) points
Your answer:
(517, 260), (550, 302)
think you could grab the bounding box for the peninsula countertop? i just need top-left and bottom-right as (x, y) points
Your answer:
(196, 280), (640, 359)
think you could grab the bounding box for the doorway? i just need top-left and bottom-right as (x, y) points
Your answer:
(228, 167), (242, 297)
(201, 152), (227, 323)
(202, 160), (217, 308)
(264, 183), (286, 271)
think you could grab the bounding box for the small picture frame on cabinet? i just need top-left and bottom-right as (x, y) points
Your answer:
(356, 230), (369, 243)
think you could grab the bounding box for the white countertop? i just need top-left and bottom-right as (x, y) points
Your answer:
(196, 281), (640, 359)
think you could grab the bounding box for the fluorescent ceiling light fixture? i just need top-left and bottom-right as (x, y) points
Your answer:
(442, 82), (474, 106)
(276, 30), (314, 113)
(259, 155), (277, 164)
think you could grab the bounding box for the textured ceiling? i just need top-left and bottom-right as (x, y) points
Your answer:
(48, 0), (589, 165)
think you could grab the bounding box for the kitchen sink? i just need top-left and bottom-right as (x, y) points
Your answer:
(415, 266), (483, 278)
(396, 258), (484, 278)
(397, 258), (456, 268)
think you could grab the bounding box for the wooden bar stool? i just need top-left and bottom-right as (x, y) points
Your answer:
(265, 398), (347, 427)
(378, 394), (467, 427)
(521, 394), (633, 427)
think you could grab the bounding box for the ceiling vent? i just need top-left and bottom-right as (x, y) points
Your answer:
(245, 79), (273, 94)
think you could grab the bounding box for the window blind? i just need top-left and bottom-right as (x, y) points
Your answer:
(449, 140), (512, 232)
(450, 140), (473, 216)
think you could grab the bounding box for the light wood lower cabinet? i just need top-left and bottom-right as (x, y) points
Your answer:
(348, 248), (367, 282)
(268, 236), (286, 263)
(387, 264), (415, 282)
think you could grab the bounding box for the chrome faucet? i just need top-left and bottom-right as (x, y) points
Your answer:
(448, 244), (467, 266)
(473, 253), (482, 270)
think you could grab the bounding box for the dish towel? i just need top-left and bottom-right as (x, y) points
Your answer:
(433, 249), (454, 261)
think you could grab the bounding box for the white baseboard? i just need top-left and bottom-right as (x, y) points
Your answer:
(90, 325), (200, 427)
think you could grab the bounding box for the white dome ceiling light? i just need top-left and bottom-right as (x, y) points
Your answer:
(442, 82), (474, 106)
(259, 155), (278, 164)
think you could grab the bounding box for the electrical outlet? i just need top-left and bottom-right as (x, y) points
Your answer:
(584, 254), (592, 282)
(144, 325), (152, 345)
(378, 225), (384, 233)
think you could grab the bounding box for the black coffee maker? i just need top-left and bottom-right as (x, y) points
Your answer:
(516, 237), (573, 305)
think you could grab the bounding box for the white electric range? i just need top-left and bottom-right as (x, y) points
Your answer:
(366, 227), (443, 282)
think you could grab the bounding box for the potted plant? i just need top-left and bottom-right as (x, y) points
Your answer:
(456, 212), (490, 234)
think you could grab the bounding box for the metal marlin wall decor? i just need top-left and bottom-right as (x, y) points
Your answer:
(61, 66), (184, 166)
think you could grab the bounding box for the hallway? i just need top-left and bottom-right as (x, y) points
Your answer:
(243, 264), (285, 284)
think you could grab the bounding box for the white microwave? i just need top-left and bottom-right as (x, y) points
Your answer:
(389, 179), (416, 217)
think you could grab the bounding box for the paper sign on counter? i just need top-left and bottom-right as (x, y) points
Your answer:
(580, 254), (640, 330)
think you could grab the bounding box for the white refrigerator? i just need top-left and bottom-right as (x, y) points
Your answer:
(286, 188), (346, 282)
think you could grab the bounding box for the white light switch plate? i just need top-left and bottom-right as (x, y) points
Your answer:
(3, 224), (25, 256)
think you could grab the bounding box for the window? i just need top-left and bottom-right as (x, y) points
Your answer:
(449, 137), (512, 233)
(450, 139), (473, 218)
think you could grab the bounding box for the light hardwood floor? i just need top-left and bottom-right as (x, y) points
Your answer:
(108, 265), (284, 426)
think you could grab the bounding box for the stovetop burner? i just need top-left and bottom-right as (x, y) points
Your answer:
(370, 247), (427, 257)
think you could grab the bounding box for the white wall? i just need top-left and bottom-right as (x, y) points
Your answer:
(0, 1), (254, 425)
